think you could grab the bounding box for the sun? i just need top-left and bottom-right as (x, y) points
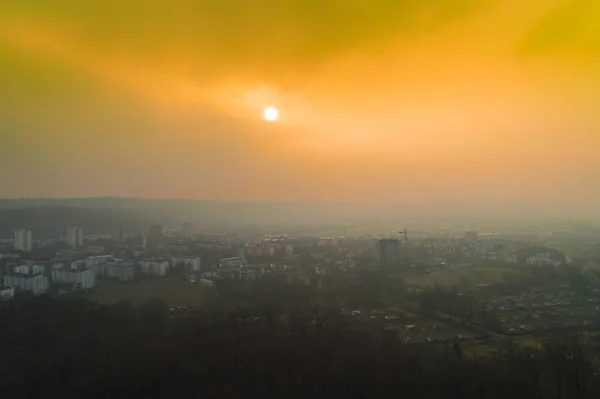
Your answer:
(263, 106), (279, 121)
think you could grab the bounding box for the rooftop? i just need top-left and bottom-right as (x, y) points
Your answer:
(4, 272), (43, 278)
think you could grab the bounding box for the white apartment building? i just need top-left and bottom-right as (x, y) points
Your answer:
(284, 244), (294, 259)
(51, 263), (66, 271)
(51, 264), (95, 288)
(85, 255), (114, 275)
(139, 261), (169, 277)
(14, 229), (32, 252)
(32, 264), (44, 275)
(172, 257), (201, 271)
(13, 265), (29, 274)
(85, 255), (114, 268)
(96, 261), (136, 282)
(4, 274), (49, 296)
(66, 227), (84, 248)
(219, 257), (245, 269)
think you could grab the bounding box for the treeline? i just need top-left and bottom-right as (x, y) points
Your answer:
(0, 198), (302, 226)
(0, 291), (599, 398)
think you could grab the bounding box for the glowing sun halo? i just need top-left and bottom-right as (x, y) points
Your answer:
(263, 107), (279, 121)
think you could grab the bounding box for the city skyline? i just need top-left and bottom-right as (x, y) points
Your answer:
(1, 1), (599, 206)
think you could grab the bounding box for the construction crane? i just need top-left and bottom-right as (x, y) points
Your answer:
(398, 227), (431, 248)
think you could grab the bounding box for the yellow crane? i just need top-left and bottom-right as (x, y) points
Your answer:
(398, 227), (431, 248)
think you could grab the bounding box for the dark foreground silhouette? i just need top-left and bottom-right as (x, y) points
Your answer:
(0, 293), (598, 399)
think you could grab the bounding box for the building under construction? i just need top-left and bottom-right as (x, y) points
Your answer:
(374, 239), (401, 265)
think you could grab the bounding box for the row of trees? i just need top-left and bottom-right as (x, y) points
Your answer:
(1, 286), (600, 398)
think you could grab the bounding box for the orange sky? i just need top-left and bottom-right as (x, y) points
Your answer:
(0, 0), (599, 208)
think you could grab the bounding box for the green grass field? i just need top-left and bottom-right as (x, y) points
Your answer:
(90, 276), (215, 307)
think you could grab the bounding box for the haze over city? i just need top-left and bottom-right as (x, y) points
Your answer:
(1, 0), (599, 214)
(4, 2), (600, 398)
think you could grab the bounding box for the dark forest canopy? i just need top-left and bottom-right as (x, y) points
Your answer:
(0, 293), (599, 399)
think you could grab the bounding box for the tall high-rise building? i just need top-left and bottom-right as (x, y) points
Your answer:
(181, 222), (194, 238)
(375, 239), (400, 265)
(113, 227), (124, 241)
(13, 229), (32, 252)
(146, 225), (163, 248)
(284, 244), (294, 259)
(66, 227), (84, 248)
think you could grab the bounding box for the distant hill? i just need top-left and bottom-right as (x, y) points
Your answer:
(0, 199), (408, 238)
(0, 198), (597, 238)
(0, 197), (293, 217)
(0, 198), (374, 226)
(0, 207), (159, 239)
(0, 199), (332, 238)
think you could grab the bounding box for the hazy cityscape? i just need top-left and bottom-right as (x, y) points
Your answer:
(1, 198), (600, 396)
(2, 0), (600, 397)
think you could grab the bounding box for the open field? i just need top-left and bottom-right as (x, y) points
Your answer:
(354, 308), (483, 344)
(90, 277), (215, 306)
(463, 336), (545, 358)
(395, 266), (529, 289)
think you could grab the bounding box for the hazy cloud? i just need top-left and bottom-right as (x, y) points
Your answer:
(0, 0), (598, 207)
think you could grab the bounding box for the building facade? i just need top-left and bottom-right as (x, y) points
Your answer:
(219, 257), (245, 269)
(13, 265), (29, 274)
(113, 227), (124, 241)
(139, 261), (169, 277)
(96, 261), (136, 282)
(3, 274), (49, 296)
(181, 222), (194, 238)
(52, 264), (96, 288)
(284, 244), (294, 259)
(32, 264), (44, 275)
(241, 245), (276, 258)
(66, 227), (84, 248)
(0, 287), (15, 301)
(14, 229), (32, 252)
(145, 225), (163, 248)
(172, 257), (201, 271)
(85, 255), (114, 271)
(375, 239), (400, 264)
